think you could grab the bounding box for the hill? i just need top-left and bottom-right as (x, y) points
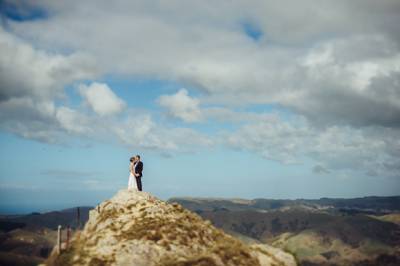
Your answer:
(46, 189), (297, 266)
(0, 227), (57, 266)
(0, 206), (92, 231)
(2, 194), (399, 265)
(169, 196), (400, 266)
(168, 195), (400, 214)
(0, 207), (91, 266)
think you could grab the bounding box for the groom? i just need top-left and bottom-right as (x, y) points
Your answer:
(134, 155), (143, 191)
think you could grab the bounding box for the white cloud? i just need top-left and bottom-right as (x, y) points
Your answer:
(4, 1), (399, 128)
(55, 106), (93, 135)
(224, 115), (400, 178)
(158, 89), (203, 122)
(113, 113), (212, 153)
(78, 82), (126, 116)
(0, 96), (60, 143)
(1, 0), (400, 178)
(10, 1), (400, 128)
(0, 26), (99, 143)
(224, 116), (311, 164)
(0, 27), (98, 101)
(281, 35), (400, 127)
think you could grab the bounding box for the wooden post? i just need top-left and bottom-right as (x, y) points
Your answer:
(77, 207), (80, 229)
(66, 225), (71, 249)
(57, 225), (62, 254)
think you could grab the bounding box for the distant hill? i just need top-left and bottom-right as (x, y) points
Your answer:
(0, 227), (57, 266)
(0, 206), (92, 266)
(199, 209), (400, 245)
(169, 196), (400, 266)
(0, 206), (93, 232)
(168, 195), (400, 214)
(369, 213), (400, 225)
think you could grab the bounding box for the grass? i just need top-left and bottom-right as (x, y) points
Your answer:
(46, 192), (265, 266)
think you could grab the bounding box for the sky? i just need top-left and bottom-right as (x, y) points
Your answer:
(1, 0), (400, 214)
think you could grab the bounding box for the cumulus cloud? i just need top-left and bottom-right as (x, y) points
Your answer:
(158, 90), (280, 124)
(0, 97), (60, 143)
(0, 25), (200, 152)
(8, 0), (400, 129)
(0, 26), (209, 152)
(0, 25), (99, 143)
(158, 89), (203, 122)
(281, 35), (400, 128)
(78, 82), (126, 116)
(113, 113), (212, 153)
(56, 106), (93, 135)
(1, 0), (400, 177)
(224, 116), (400, 178)
(0, 27), (98, 101)
(224, 116), (312, 164)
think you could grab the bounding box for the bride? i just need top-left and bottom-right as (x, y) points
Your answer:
(128, 156), (138, 191)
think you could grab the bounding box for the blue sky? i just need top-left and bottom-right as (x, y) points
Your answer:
(1, 1), (400, 214)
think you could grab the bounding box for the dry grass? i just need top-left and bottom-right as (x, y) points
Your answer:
(45, 190), (264, 266)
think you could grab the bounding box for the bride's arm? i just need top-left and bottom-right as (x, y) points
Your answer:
(129, 163), (133, 174)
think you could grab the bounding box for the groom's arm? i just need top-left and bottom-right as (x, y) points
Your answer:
(136, 162), (143, 176)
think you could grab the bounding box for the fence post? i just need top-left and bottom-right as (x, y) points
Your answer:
(57, 225), (62, 254)
(77, 207), (80, 229)
(66, 225), (71, 249)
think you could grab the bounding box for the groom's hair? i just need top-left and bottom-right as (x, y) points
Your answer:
(136, 155), (140, 159)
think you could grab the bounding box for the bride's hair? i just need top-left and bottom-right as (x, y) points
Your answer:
(130, 157), (135, 162)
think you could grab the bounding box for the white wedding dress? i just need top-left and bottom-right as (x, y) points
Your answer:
(128, 162), (138, 191)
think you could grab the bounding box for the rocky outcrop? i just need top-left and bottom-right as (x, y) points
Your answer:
(47, 189), (296, 266)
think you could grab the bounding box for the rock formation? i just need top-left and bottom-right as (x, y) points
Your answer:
(46, 189), (296, 266)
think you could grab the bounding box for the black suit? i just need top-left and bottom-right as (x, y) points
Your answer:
(134, 161), (143, 191)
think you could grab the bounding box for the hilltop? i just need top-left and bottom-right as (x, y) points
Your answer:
(46, 189), (296, 266)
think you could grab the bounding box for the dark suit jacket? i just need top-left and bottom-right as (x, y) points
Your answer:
(134, 161), (143, 177)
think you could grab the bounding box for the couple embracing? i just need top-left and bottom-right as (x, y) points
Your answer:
(128, 155), (143, 191)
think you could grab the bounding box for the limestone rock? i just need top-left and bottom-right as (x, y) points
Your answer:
(47, 189), (296, 266)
